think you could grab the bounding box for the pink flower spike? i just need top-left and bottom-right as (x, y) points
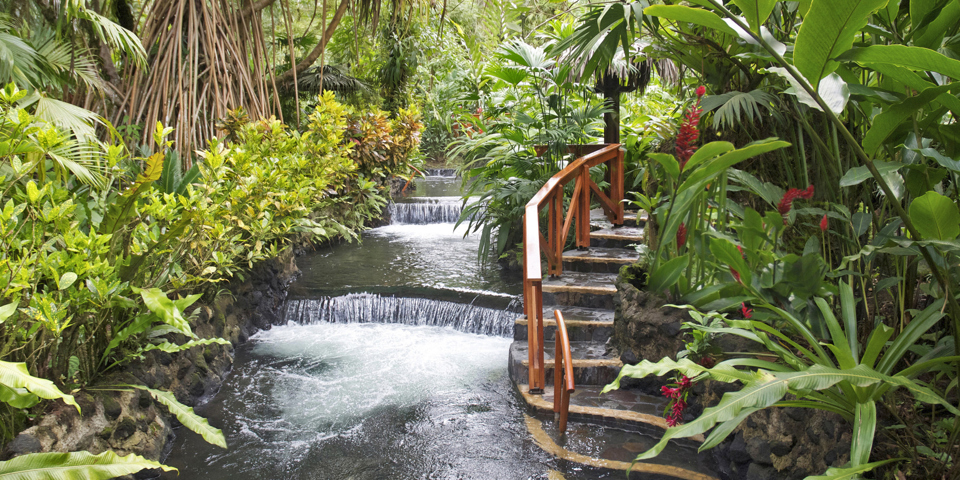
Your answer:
(696, 85), (706, 97)
(677, 223), (687, 249)
(741, 302), (753, 319)
(820, 214), (828, 232)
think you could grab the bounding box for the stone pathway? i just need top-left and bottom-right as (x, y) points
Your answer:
(509, 210), (720, 479)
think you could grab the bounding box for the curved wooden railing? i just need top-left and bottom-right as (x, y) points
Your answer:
(553, 309), (575, 433)
(523, 143), (624, 393)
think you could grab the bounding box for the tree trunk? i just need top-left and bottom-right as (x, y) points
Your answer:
(603, 92), (620, 144)
(274, 0), (349, 86)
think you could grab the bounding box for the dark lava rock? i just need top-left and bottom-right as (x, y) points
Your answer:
(113, 417), (137, 441)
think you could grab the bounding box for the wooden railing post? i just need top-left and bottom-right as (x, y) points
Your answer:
(553, 310), (574, 434)
(612, 147), (625, 225)
(576, 166), (590, 248)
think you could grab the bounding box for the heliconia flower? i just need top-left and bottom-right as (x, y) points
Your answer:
(677, 222), (687, 249)
(676, 375), (691, 389)
(741, 302), (753, 319)
(820, 214), (828, 232)
(676, 87), (706, 170)
(777, 185), (815, 223)
(730, 267), (741, 284)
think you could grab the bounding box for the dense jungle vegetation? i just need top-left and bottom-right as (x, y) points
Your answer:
(1, 0), (960, 478)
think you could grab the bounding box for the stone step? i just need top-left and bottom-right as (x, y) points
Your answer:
(522, 408), (719, 480)
(514, 306), (614, 342)
(542, 272), (618, 309)
(590, 209), (647, 228)
(562, 247), (639, 274)
(509, 340), (622, 387)
(517, 384), (673, 433)
(590, 225), (645, 249)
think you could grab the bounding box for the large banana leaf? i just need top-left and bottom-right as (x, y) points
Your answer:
(0, 450), (174, 479)
(0, 361), (78, 412)
(794, 0), (888, 90)
(132, 386), (227, 449)
(629, 363), (955, 460)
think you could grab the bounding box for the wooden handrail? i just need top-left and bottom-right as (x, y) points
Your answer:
(553, 309), (575, 434)
(523, 143), (623, 393)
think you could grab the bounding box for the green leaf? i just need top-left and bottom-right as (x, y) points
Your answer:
(141, 338), (230, 355)
(131, 386), (227, 448)
(862, 83), (960, 155)
(643, 5), (739, 36)
(850, 401), (876, 466)
(732, 0), (777, 33)
(25, 180), (39, 204)
(0, 360), (79, 412)
(794, 0), (888, 89)
(805, 458), (902, 480)
(0, 384), (39, 409)
(682, 141), (734, 173)
(838, 44), (960, 82)
(710, 238), (751, 286)
(648, 153), (680, 182)
(0, 450), (174, 480)
(909, 191), (960, 240)
(839, 161), (903, 187)
(646, 255), (689, 293)
(57, 272), (78, 291)
(132, 287), (197, 338)
(0, 303), (16, 324)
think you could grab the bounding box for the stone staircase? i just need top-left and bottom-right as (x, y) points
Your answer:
(508, 210), (721, 480)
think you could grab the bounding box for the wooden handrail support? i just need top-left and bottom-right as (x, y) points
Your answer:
(523, 143), (624, 393)
(553, 310), (575, 434)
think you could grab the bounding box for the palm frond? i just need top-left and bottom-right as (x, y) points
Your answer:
(700, 89), (783, 131)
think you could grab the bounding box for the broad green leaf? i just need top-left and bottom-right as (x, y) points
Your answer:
(0, 450), (174, 480)
(102, 315), (155, 362)
(868, 64), (960, 115)
(732, 0), (777, 33)
(806, 459), (901, 480)
(57, 272), (78, 291)
(913, 1), (960, 50)
(25, 180), (39, 204)
(909, 191), (960, 240)
(838, 45), (960, 81)
(877, 299), (945, 375)
(0, 360), (79, 412)
(862, 83), (960, 155)
(132, 287), (196, 338)
(850, 401), (876, 466)
(839, 281), (859, 360)
(0, 303), (16, 324)
(648, 153), (680, 182)
(766, 68), (849, 114)
(682, 141), (734, 173)
(815, 297), (856, 369)
(643, 5), (739, 36)
(794, 0), (888, 89)
(646, 254), (689, 293)
(635, 365), (887, 460)
(0, 384), (39, 409)
(132, 386), (227, 448)
(839, 161), (903, 187)
(710, 238), (751, 286)
(141, 337), (230, 355)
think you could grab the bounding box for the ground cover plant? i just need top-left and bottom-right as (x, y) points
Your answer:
(0, 83), (419, 475)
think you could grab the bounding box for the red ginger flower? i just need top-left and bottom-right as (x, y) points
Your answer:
(741, 302), (753, 319)
(777, 185), (815, 223)
(676, 87), (706, 170)
(677, 222), (687, 249)
(820, 214), (828, 232)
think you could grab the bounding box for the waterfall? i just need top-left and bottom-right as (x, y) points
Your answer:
(388, 197), (463, 225)
(284, 293), (518, 337)
(423, 168), (457, 177)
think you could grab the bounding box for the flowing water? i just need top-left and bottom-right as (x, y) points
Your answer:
(161, 174), (700, 479)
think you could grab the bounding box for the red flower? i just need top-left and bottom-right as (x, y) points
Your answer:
(677, 222), (687, 249)
(737, 244), (745, 258)
(730, 267), (741, 284)
(698, 356), (716, 368)
(777, 185), (815, 223)
(820, 214), (828, 232)
(675, 88), (705, 170)
(741, 302), (753, 319)
(676, 375), (691, 389)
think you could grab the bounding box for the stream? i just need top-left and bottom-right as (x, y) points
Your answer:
(160, 171), (685, 479)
